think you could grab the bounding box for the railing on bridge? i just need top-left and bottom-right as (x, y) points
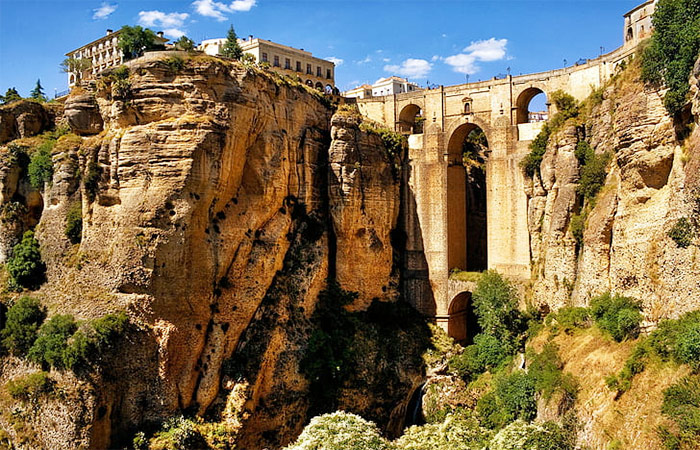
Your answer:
(54, 89), (70, 99)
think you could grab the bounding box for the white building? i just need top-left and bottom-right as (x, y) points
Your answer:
(198, 35), (336, 90)
(343, 76), (422, 99)
(623, 0), (657, 48)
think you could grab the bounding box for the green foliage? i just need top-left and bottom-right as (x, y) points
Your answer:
(574, 141), (594, 166)
(553, 306), (591, 335)
(0, 296), (45, 355)
(527, 343), (578, 401)
(300, 282), (358, 410)
(472, 270), (524, 353)
(395, 412), (493, 450)
(590, 292), (642, 342)
(7, 230), (45, 290)
(152, 416), (207, 450)
(489, 420), (574, 450)
(1, 87), (22, 104)
(60, 57), (92, 77)
(118, 25), (160, 60)
(449, 269), (482, 283)
(28, 140), (54, 189)
(220, 25), (243, 60)
(64, 311), (128, 371)
(359, 121), (407, 171)
(173, 36), (195, 51)
(84, 160), (102, 201)
(640, 0), (700, 115)
(5, 371), (53, 402)
(423, 323), (462, 368)
(65, 200), (83, 244)
(28, 314), (77, 369)
(668, 217), (695, 248)
(659, 374), (700, 449)
(448, 334), (508, 383)
(283, 411), (393, 450)
(29, 79), (46, 102)
(478, 372), (537, 429)
(520, 123), (551, 178)
(569, 213), (585, 250)
(161, 55), (185, 74)
(577, 151), (611, 202)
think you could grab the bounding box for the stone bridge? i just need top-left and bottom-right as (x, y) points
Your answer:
(356, 45), (635, 342)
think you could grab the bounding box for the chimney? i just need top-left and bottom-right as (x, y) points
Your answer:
(106, 29), (113, 35)
(157, 31), (164, 38)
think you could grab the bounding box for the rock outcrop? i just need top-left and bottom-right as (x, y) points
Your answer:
(0, 100), (51, 144)
(526, 60), (700, 319)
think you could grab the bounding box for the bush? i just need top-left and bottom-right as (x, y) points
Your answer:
(640, 0), (700, 115)
(659, 374), (700, 448)
(479, 372), (537, 429)
(28, 141), (54, 189)
(668, 217), (695, 248)
(0, 296), (45, 355)
(569, 214), (585, 250)
(554, 307), (591, 334)
(590, 292), (642, 342)
(7, 230), (46, 289)
(151, 416), (206, 450)
(527, 343), (577, 401)
(28, 314), (77, 369)
(65, 200), (83, 244)
(489, 419), (572, 450)
(520, 124), (551, 178)
(577, 151), (611, 202)
(5, 371), (53, 402)
(472, 271), (524, 353)
(283, 411), (392, 450)
(64, 311), (128, 371)
(84, 160), (102, 202)
(395, 412), (492, 450)
(449, 334), (509, 383)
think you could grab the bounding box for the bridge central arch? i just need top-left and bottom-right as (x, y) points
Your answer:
(446, 122), (489, 273)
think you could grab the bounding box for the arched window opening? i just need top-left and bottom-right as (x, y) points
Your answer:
(398, 104), (424, 134)
(325, 84), (333, 94)
(448, 292), (480, 345)
(464, 102), (471, 114)
(315, 82), (324, 91)
(516, 88), (548, 124)
(627, 27), (634, 42)
(446, 124), (489, 273)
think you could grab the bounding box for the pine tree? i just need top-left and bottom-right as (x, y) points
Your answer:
(1, 87), (22, 104)
(220, 25), (243, 60)
(29, 79), (46, 102)
(174, 36), (195, 51)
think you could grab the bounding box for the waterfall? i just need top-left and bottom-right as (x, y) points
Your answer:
(404, 383), (426, 427)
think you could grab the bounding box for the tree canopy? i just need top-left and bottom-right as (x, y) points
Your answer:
(29, 79), (46, 102)
(118, 25), (160, 60)
(0, 87), (22, 105)
(174, 36), (195, 51)
(220, 25), (243, 60)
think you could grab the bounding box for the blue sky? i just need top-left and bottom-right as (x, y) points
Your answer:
(0, 0), (642, 99)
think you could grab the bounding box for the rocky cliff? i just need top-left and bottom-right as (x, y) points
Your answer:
(525, 58), (700, 320)
(0, 54), (423, 449)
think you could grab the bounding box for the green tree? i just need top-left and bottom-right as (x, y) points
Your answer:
(1, 296), (46, 355)
(65, 200), (83, 244)
(220, 25), (243, 60)
(472, 270), (524, 353)
(28, 140), (54, 189)
(174, 35), (195, 51)
(7, 230), (46, 290)
(29, 79), (47, 102)
(60, 57), (92, 83)
(640, 0), (700, 115)
(118, 25), (159, 60)
(28, 314), (77, 369)
(1, 87), (22, 105)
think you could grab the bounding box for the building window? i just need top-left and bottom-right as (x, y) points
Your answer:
(273, 55), (280, 67)
(262, 52), (268, 62)
(326, 68), (332, 79)
(316, 66), (322, 77)
(285, 58), (291, 69)
(307, 64), (312, 74)
(464, 103), (471, 114)
(296, 61), (302, 72)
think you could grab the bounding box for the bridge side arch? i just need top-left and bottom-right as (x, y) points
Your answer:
(447, 291), (478, 344)
(398, 103), (424, 134)
(514, 85), (550, 124)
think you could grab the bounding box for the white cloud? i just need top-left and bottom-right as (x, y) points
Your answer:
(463, 38), (507, 62)
(441, 33), (448, 38)
(192, 0), (256, 20)
(444, 37), (508, 75)
(231, 0), (256, 11)
(93, 2), (117, 20)
(382, 58), (390, 62)
(356, 55), (372, 65)
(431, 55), (440, 62)
(325, 57), (344, 66)
(163, 28), (186, 39)
(444, 54), (478, 74)
(384, 58), (432, 78)
(138, 11), (189, 28)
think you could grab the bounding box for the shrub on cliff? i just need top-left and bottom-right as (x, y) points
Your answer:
(64, 200), (83, 244)
(284, 412), (392, 450)
(668, 217), (696, 248)
(28, 140), (54, 189)
(472, 271), (524, 353)
(0, 296), (45, 355)
(449, 334), (509, 383)
(577, 150), (611, 203)
(5, 371), (54, 403)
(28, 314), (77, 369)
(658, 374), (700, 449)
(7, 230), (45, 290)
(590, 292), (642, 342)
(640, 0), (700, 115)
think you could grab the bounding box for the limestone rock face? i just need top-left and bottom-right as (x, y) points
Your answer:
(0, 56), (418, 450)
(527, 62), (700, 318)
(64, 92), (103, 135)
(0, 100), (50, 144)
(329, 113), (401, 309)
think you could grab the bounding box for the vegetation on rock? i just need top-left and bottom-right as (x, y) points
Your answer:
(0, 296), (45, 356)
(118, 25), (161, 60)
(7, 231), (45, 290)
(220, 25), (243, 60)
(64, 200), (83, 244)
(590, 292), (643, 342)
(27, 139), (54, 189)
